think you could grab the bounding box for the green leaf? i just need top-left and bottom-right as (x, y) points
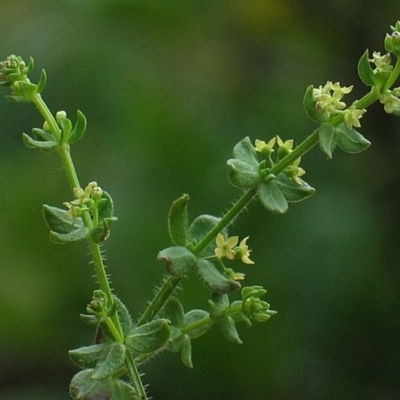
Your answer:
(157, 246), (196, 277)
(126, 319), (170, 354)
(357, 49), (376, 86)
(227, 159), (260, 189)
(97, 190), (116, 221)
(303, 85), (329, 123)
(188, 214), (223, 256)
(231, 136), (259, 166)
(90, 218), (117, 243)
(43, 205), (89, 244)
(69, 343), (114, 369)
(114, 296), (133, 337)
(49, 226), (90, 244)
(22, 132), (58, 152)
(91, 342), (126, 380)
(69, 369), (137, 400)
(227, 137), (261, 189)
(180, 335), (193, 368)
(58, 115), (73, 141)
(318, 122), (337, 158)
(168, 194), (190, 246)
(43, 204), (84, 233)
(220, 316), (242, 344)
(167, 326), (185, 353)
(196, 258), (241, 294)
(69, 110), (87, 144)
(31, 127), (55, 141)
(37, 69), (47, 94)
(208, 292), (230, 321)
(275, 173), (315, 202)
(336, 122), (371, 153)
(164, 298), (185, 327)
(258, 180), (288, 214)
(184, 309), (212, 339)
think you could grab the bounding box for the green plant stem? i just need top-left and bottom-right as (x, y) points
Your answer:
(32, 94), (62, 142)
(31, 92), (130, 380)
(384, 56), (400, 91)
(138, 83), (387, 328)
(137, 275), (181, 326)
(125, 351), (148, 400)
(193, 188), (258, 256)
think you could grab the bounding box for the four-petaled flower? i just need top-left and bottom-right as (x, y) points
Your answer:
(214, 233), (254, 265)
(236, 236), (254, 265)
(285, 157), (306, 184)
(214, 233), (238, 260)
(370, 51), (393, 74)
(343, 106), (367, 129)
(255, 137), (276, 156)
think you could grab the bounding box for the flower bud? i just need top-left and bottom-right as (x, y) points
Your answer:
(385, 22), (400, 57)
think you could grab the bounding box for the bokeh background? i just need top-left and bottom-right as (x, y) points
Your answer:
(1, 1), (400, 399)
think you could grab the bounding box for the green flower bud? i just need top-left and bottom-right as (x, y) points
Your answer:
(385, 22), (400, 57)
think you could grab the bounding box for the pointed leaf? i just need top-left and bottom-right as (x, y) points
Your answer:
(157, 246), (196, 277)
(114, 296), (133, 337)
(69, 110), (87, 144)
(164, 297), (185, 327)
(276, 173), (315, 202)
(184, 309), (212, 339)
(180, 335), (193, 368)
(22, 132), (57, 151)
(336, 123), (371, 153)
(220, 316), (242, 344)
(58, 115), (73, 141)
(37, 69), (47, 94)
(91, 342), (126, 380)
(303, 85), (329, 123)
(168, 194), (190, 246)
(196, 258), (241, 294)
(31, 128), (55, 141)
(258, 180), (288, 214)
(69, 343), (114, 369)
(318, 122), (337, 158)
(357, 49), (376, 86)
(126, 319), (170, 354)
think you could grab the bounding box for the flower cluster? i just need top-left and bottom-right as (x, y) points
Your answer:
(0, 54), (32, 86)
(379, 88), (400, 115)
(312, 81), (353, 115)
(64, 181), (103, 219)
(214, 233), (254, 265)
(255, 136), (306, 184)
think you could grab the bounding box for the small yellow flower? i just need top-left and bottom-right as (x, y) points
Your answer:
(255, 137), (276, 155)
(236, 236), (254, 265)
(285, 157), (306, 184)
(276, 136), (294, 152)
(214, 233), (238, 260)
(343, 106), (366, 129)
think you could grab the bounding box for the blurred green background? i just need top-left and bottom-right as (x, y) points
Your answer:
(1, 1), (400, 399)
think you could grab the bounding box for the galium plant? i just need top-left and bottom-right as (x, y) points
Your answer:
(1, 21), (400, 400)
